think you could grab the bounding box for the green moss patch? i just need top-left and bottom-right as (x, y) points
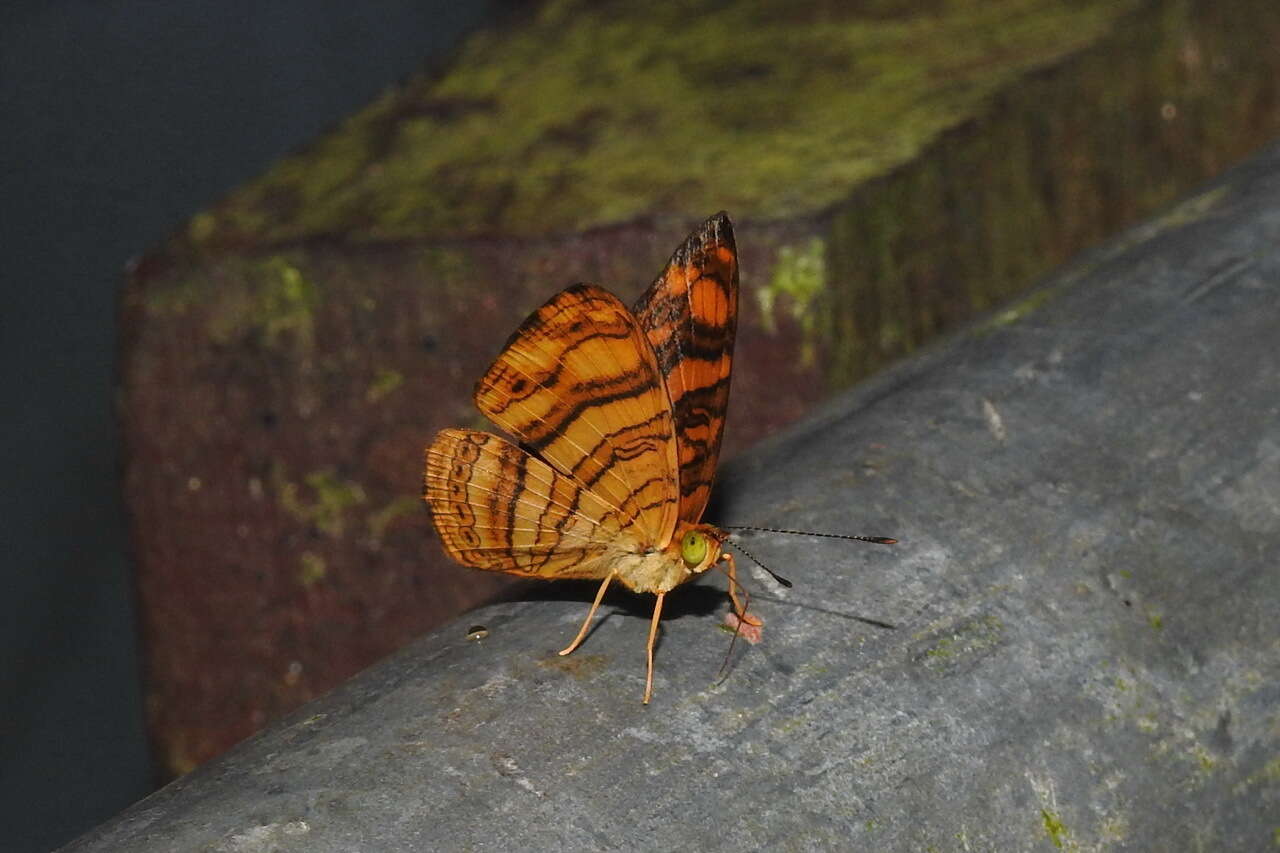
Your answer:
(200, 0), (1136, 242)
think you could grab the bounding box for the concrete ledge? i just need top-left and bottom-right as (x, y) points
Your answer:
(72, 142), (1280, 850)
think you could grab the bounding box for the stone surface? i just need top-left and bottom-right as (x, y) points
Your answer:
(84, 137), (1280, 851)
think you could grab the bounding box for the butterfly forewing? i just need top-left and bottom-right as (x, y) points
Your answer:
(634, 212), (738, 525)
(473, 284), (681, 548)
(424, 428), (631, 578)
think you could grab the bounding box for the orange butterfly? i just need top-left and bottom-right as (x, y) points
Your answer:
(424, 212), (753, 703)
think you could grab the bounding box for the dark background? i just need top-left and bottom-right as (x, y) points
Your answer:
(0, 3), (495, 849)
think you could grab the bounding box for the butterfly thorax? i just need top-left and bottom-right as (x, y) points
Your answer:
(613, 522), (725, 595)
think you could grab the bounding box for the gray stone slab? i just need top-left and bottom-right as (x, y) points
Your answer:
(67, 142), (1280, 851)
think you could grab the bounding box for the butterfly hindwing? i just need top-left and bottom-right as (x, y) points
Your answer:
(473, 284), (681, 548)
(424, 428), (632, 578)
(633, 212), (738, 525)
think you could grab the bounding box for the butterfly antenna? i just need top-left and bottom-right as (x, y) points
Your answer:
(726, 539), (793, 588)
(725, 525), (898, 546)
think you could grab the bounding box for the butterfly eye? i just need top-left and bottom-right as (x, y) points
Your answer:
(680, 530), (708, 568)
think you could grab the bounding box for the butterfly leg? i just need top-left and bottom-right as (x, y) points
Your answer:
(559, 574), (614, 657)
(643, 591), (666, 704)
(721, 553), (763, 627)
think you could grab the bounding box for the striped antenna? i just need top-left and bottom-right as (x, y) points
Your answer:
(725, 539), (792, 588)
(725, 525), (897, 546)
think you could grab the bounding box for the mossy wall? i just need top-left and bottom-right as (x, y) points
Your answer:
(822, 0), (1280, 387)
(192, 0), (1141, 243)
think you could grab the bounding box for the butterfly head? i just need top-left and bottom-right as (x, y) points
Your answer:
(673, 523), (727, 575)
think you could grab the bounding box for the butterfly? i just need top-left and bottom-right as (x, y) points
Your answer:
(423, 212), (753, 703)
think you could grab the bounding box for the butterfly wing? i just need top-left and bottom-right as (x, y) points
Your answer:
(633, 212), (738, 525)
(424, 428), (632, 578)
(473, 284), (681, 549)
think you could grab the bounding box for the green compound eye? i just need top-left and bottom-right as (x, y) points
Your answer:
(680, 530), (708, 567)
